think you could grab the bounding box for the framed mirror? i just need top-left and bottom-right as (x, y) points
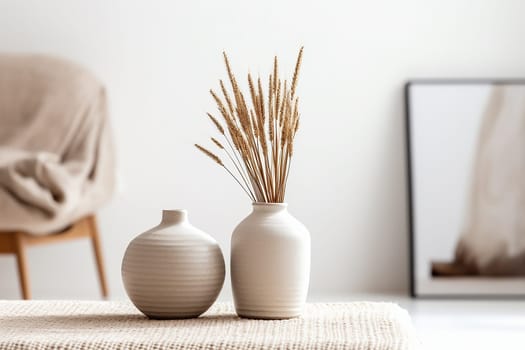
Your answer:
(406, 80), (525, 297)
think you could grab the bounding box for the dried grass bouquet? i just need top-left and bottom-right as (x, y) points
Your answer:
(196, 48), (304, 203)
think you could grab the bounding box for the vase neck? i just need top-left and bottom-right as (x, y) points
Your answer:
(252, 202), (288, 214)
(161, 209), (188, 225)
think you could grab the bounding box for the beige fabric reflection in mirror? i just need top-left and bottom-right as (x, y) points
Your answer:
(433, 85), (525, 276)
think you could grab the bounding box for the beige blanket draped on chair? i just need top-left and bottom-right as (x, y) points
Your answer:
(0, 54), (115, 234)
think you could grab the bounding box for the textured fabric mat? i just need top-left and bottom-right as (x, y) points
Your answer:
(0, 301), (417, 349)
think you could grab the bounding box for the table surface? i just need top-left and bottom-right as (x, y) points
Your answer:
(308, 293), (525, 350)
(0, 300), (417, 350)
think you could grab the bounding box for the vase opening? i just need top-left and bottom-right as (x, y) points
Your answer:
(252, 202), (288, 213)
(161, 209), (188, 224)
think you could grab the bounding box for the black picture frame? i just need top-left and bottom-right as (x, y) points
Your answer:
(405, 79), (525, 299)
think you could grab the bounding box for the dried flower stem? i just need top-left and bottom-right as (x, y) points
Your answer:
(195, 144), (255, 200)
(197, 48), (304, 203)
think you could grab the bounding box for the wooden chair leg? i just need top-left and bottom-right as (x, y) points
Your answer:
(88, 216), (109, 298)
(14, 233), (31, 300)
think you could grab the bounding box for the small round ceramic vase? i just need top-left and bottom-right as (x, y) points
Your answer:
(122, 209), (225, 319)
(231, 203), (311, 319)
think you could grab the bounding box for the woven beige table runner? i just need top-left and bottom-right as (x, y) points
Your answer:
(0, 301), (417, 349)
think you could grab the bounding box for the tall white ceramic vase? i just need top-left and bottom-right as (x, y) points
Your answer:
(122, 209), (225, 319)
(231, 203), (311, 319)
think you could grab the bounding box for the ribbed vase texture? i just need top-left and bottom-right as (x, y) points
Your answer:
(122, 210), (225, 319)
(231, 203), (311, 319)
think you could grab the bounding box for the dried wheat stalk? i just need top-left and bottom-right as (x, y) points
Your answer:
(196, 47), (304, 203)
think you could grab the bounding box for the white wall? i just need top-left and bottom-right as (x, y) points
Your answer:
(0, 0), (524, 300)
